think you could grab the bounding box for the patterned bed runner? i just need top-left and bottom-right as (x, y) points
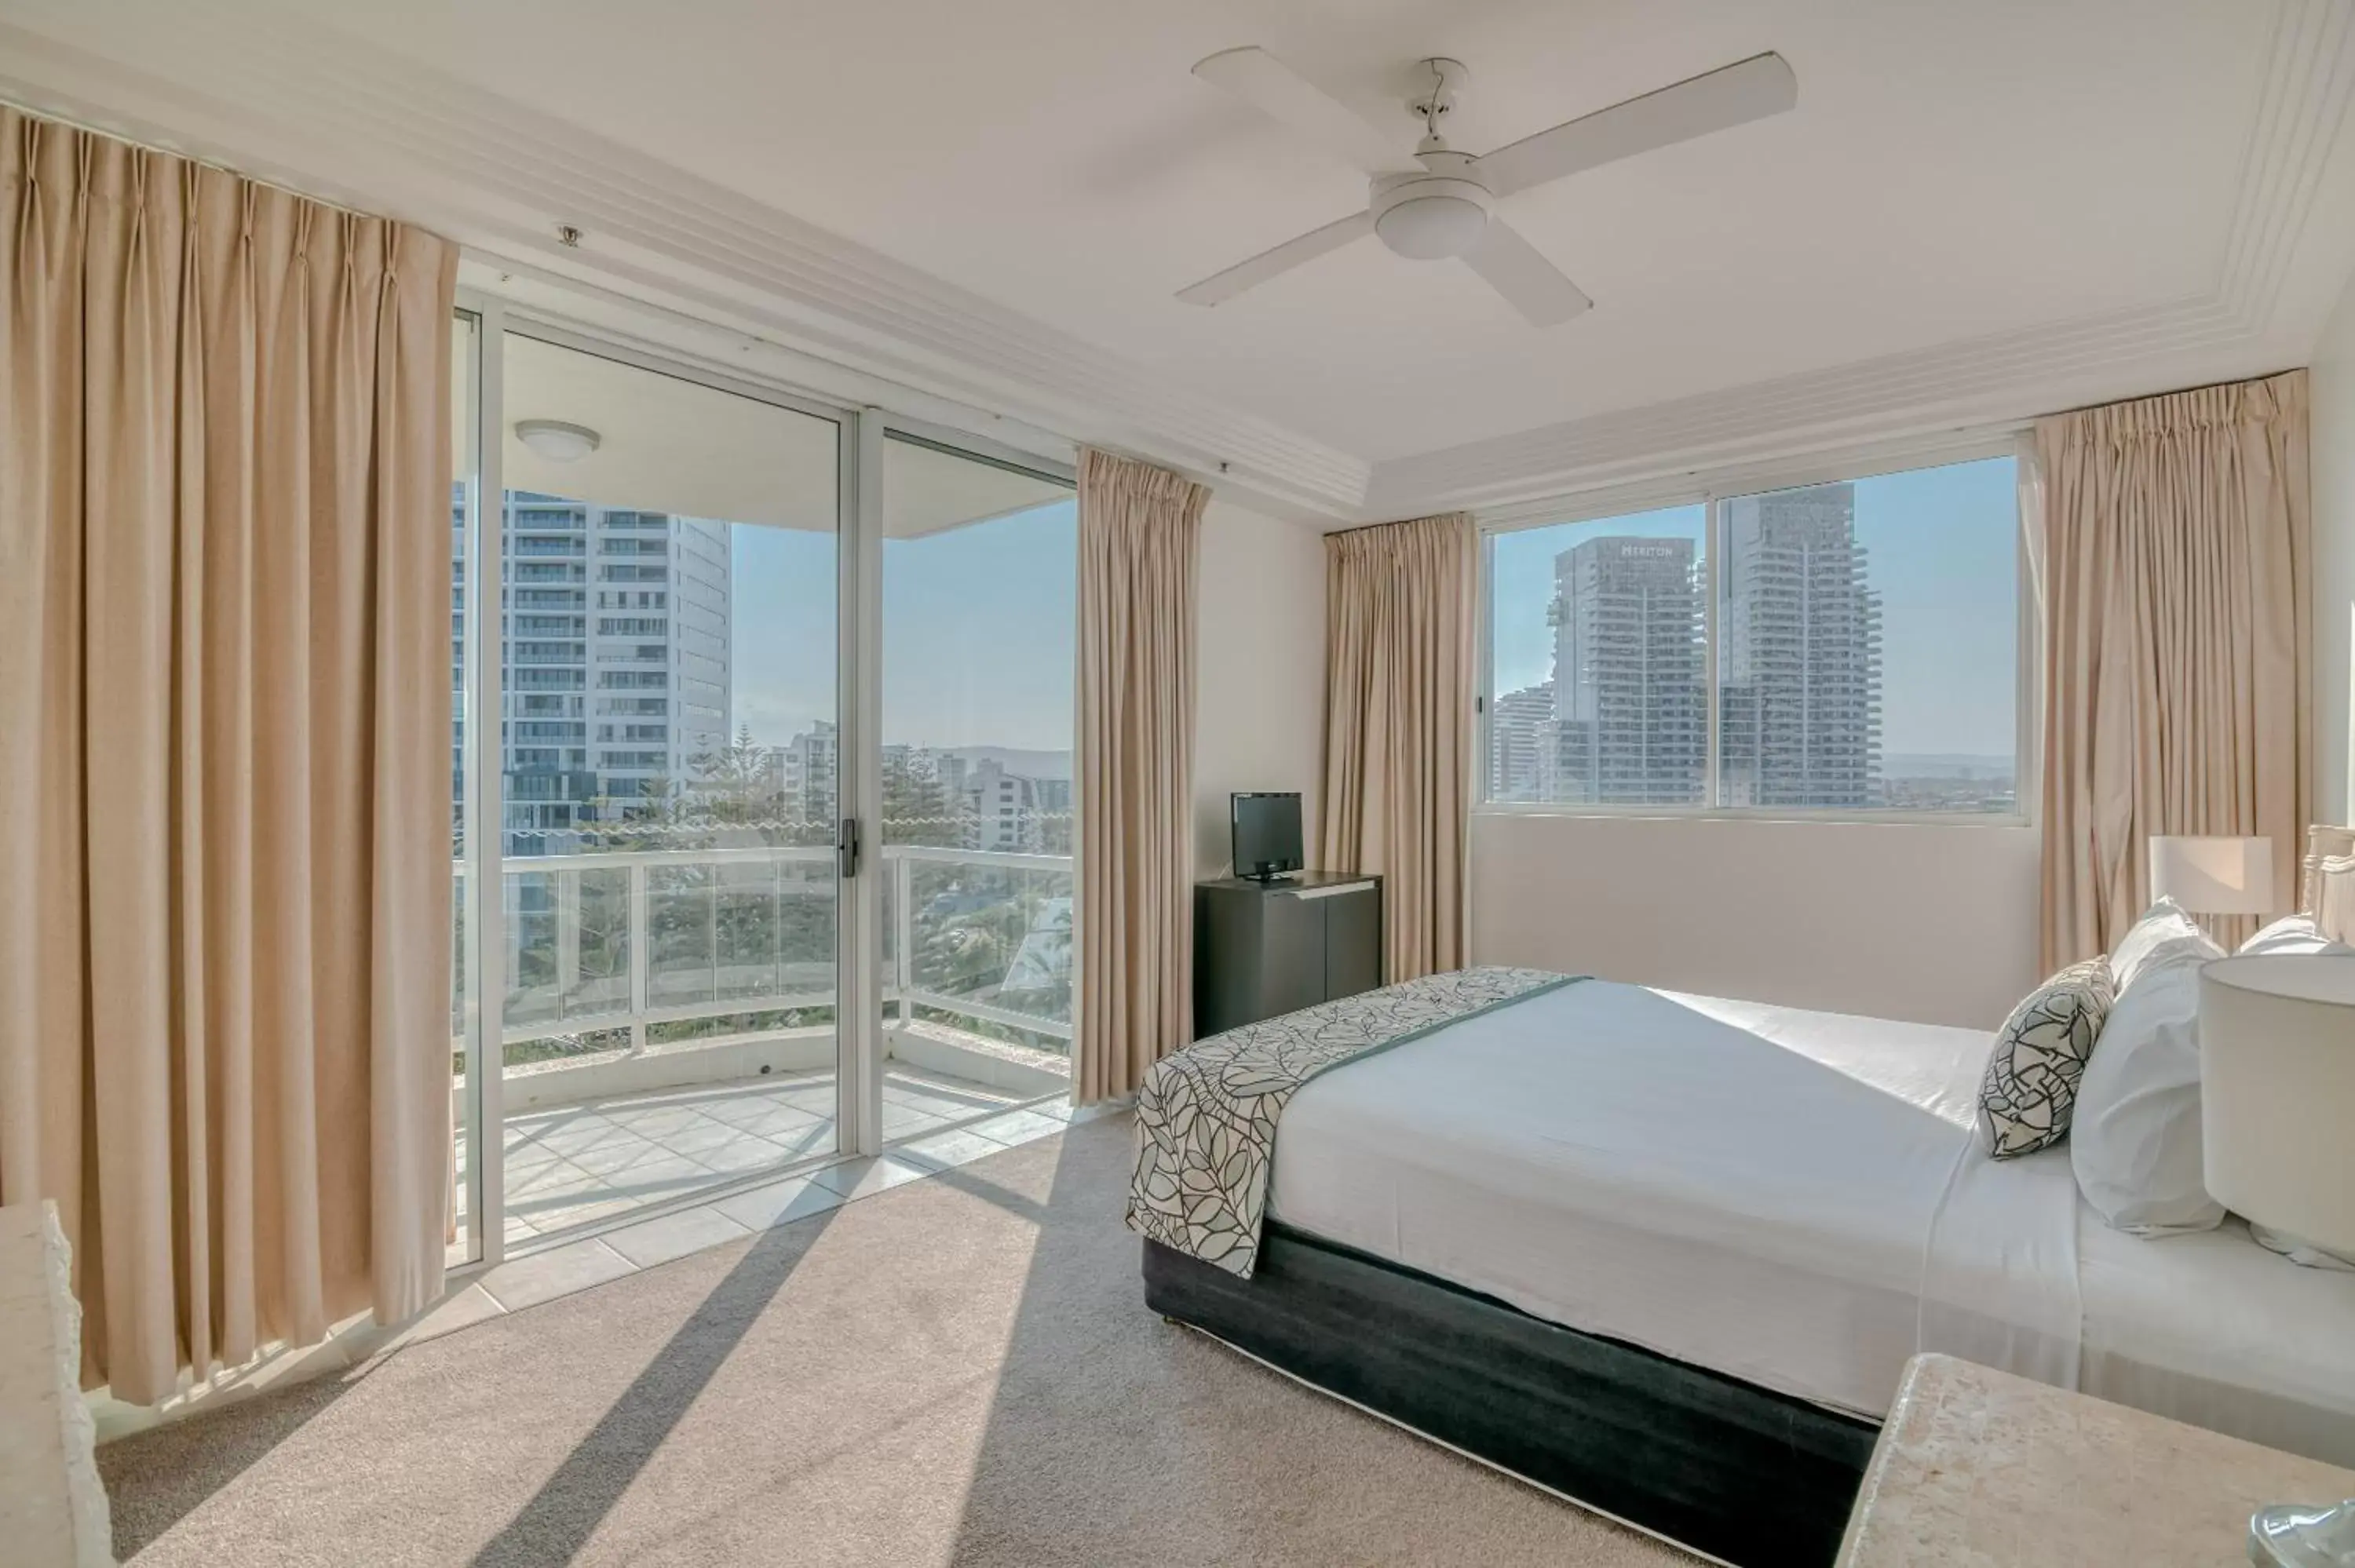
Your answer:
(1126, 966), (1577, 1278)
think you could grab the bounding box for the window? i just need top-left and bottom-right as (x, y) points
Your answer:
(1487, 505), (1706, 807)
(1482, 454), (2021, 818)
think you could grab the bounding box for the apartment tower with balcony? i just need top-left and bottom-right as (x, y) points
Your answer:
(1549, 537), (1707, 803)
(1718, 483), (1883, 808)
(1487, 680), (1560, 801)
(454, 491), (732, 848)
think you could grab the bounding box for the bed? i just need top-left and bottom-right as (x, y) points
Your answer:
(1137, 827), (2355, 1568)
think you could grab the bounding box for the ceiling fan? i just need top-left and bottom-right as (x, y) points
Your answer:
(1177, 47), (1798, 326)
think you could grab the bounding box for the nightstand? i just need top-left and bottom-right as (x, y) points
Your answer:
(1838, 1354), (2355, 1566)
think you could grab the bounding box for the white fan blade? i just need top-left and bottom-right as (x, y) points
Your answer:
(1177, 210), (1377, 306)
(1192, 46), (1414, 176)
(1462, 220), (1592, 326)
(1473, 52), (1797, 199)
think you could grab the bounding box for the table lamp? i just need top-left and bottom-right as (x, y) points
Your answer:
(2150, 834), (2276, 940)
(2199, 954), (2355, 1566)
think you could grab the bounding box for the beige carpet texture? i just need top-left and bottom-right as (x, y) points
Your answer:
(97, 1112), (1682, 1566)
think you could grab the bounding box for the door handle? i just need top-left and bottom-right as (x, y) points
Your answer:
(837, 815), (861, 880)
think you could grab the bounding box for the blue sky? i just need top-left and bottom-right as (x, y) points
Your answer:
(727, 499), (1078, 751)
(1488, 455), (2020, 759)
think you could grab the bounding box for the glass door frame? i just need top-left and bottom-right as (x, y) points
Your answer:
(450, 293), (1075, 1268)
(849, 416), (1079, 1158)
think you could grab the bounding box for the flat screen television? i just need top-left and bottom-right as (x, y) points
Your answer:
(1232, 792), (1304, 881)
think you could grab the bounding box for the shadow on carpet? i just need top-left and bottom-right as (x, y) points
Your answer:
(99, 1113), (1680, 1566)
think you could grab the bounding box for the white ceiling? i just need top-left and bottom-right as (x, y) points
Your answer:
(5, 0), (2355, 521)
(387, 0), (2251, 461)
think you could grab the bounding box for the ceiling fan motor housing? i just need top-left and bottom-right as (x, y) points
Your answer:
(1370, 151), (1493, 260)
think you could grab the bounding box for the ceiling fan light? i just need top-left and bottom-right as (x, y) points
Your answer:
(515, 418), (601, 462)
(1375, 194), (1490, 260)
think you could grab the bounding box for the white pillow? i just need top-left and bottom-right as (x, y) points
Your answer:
(2236, 914), (2353, 957)
(2070, 924), (2226, 1235)
(2107, 898), (2211, 991)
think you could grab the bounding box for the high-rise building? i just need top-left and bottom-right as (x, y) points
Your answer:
(1488, 681), (1558, 801)
(454, 490), (732, 848)
(1550, 537), (1705, 803)
(1718, 483), (1882, 808)
(966, 758), (1045, 853)
(780, 720), (837, 828)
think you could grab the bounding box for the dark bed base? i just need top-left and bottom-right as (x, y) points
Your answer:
(1144, 1226), (1877, 1568)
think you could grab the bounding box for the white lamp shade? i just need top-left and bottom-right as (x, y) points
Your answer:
(2149, 834), (2275, 915)
(2200, 955), (2355, 1260)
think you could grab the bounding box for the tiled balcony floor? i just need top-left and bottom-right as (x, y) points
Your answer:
(493, 1064), (1041, 1245)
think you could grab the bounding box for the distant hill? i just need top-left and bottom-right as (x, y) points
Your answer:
(944, 746), (1072, 780)
(1882, 753), (2014, 779)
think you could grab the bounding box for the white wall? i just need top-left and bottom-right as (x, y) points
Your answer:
(1192, 500), (1326, 878)
(2309, 276), (2355, 826)
(1470, 814), (2043, 1029)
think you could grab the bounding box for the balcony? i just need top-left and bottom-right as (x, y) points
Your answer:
(454, 841), (1072, 1240)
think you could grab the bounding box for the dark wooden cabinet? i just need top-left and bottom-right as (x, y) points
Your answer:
(1193, 872), (1384, 1039)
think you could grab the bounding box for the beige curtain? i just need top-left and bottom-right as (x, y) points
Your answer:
(2037, 370), (2312, 968)
(1320, 513), (1476, 983)
(1075, 449), (1208, 1103)
(0, 108), (458, 1403)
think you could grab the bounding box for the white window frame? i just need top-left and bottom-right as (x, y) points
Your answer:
(1474, 431), (2038, 829)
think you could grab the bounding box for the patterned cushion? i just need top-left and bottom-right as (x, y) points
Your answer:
(1977, 957), (2116, 1158)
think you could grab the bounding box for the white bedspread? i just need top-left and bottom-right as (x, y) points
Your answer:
(2079, 1216), (2355, 1467)
(1266, 979), (2079, 1417)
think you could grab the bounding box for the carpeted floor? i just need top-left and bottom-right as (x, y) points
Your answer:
(98, 1112), (1683, 1566)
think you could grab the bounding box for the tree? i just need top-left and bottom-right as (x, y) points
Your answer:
(685, 725), (783, 827)
(880, 749), (972, 849)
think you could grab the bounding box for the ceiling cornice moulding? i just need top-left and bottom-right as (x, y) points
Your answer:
(2, 1), (2350, 527)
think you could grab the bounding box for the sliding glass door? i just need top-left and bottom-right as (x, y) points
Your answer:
(447, 309), (1077, 1260)
(482, 329), (845, 1247)
(871, 433), (1078, 1147)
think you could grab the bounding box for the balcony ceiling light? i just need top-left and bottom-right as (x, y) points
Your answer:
(515, 419), (601, 462)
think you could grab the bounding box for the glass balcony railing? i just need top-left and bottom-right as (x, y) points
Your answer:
(458, 841), (1073, 1082)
